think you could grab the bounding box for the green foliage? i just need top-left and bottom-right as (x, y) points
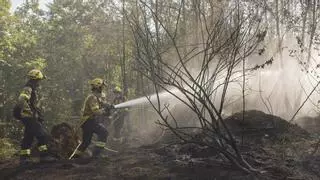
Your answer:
(25, 57), (47, 69)
(0, 138), (17, 160)
(0, 1), (141, 155)
(0, 0), (11, 19)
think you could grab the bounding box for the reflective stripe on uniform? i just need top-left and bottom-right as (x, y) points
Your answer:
(19, 93), (30, 100)
(38, 145), (48, 152)
(92, 105), (100, 112)
(82, 116), (90, 122)
(20, 149), (31, 155)
(21, 110), (32, 117)
(94, 141), (106, 147)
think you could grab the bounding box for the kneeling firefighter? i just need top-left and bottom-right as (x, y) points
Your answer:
(13, 69), (55, 165)
(72, 78), (114, 159)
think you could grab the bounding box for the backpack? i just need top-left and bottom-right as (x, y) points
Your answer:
(12, 104), (23, 120)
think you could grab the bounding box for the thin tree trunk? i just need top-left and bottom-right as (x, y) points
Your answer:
(241, 54), (245, 145)
(301, 0), (310, 52)
(121, 0), (128, 96)
(307, 0), (317, 63)
(275, 0), (283, 68)
(192, 0), (200, 67)
(181, 0), (187, 55)
(154, 0), (162, 75)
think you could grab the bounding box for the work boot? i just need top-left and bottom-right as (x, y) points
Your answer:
(38, 144), (56, 163)
(19, 148), (32, 166)
(92, 147), (108, 159)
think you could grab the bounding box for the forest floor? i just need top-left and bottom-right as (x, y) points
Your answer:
(1, 110), (320, 180)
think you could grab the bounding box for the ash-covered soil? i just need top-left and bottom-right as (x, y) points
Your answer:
(1, 110), (320, 180)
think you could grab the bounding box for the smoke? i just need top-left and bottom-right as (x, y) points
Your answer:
(125, 33), (320, 146)
(119, 88), (202, 146)
(217, 33), (320, 121)
(114, 88), (181, 109)
(123, 2), (320, 144)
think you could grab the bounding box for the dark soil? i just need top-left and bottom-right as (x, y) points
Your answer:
(225, 110), (310, 144)
(1, 110), (320, 180)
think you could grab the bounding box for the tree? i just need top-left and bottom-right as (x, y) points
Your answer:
(128, 0), (266, 173)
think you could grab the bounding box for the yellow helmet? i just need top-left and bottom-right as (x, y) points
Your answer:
(89, 78), (105, 88)
(27, 69), (45, 80)
(114, 86), (122, 93)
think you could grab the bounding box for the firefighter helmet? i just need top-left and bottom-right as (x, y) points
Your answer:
(27, 69), (45, 80)
(114, 86), (122, 93)
(89, 78), (104, 88)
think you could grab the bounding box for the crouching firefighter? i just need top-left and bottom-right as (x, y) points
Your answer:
(13, 69), (55, 165)
(72, 78), (114, 159)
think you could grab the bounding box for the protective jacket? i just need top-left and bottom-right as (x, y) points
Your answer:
(82, 92), (108, 121)
(16, 85), (43, 120)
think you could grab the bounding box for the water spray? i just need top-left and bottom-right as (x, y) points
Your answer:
(114, 88), (181, 109)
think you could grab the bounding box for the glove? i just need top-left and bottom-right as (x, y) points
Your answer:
(102, 104), (114, 117)
(103, 103), (115, 111)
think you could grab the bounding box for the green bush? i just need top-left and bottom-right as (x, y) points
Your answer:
(0, 138), (18, 160)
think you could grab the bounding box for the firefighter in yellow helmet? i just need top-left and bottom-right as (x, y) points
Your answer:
(111, 86), (128, 143)
(73, 78), (114, 159)
(13, 69), (55, 165)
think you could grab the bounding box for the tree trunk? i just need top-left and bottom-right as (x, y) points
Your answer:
(301, 0), (310, 52)
(275, 0), (283, 68)
(121, 0), (128, 97)
(307, 0), (317, 63)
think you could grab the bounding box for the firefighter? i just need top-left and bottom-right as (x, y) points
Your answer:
(73, 78), (114, 159)
(13, 69), (54, 165)
(111, 86), (128, 143)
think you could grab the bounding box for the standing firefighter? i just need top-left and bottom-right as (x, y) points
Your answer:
(72, 78), (114, 159)
(13, 69), (54, 165)
(112, 86), (128, 142)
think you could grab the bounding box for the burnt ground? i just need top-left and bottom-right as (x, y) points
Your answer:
(1, 110), (320, 180)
